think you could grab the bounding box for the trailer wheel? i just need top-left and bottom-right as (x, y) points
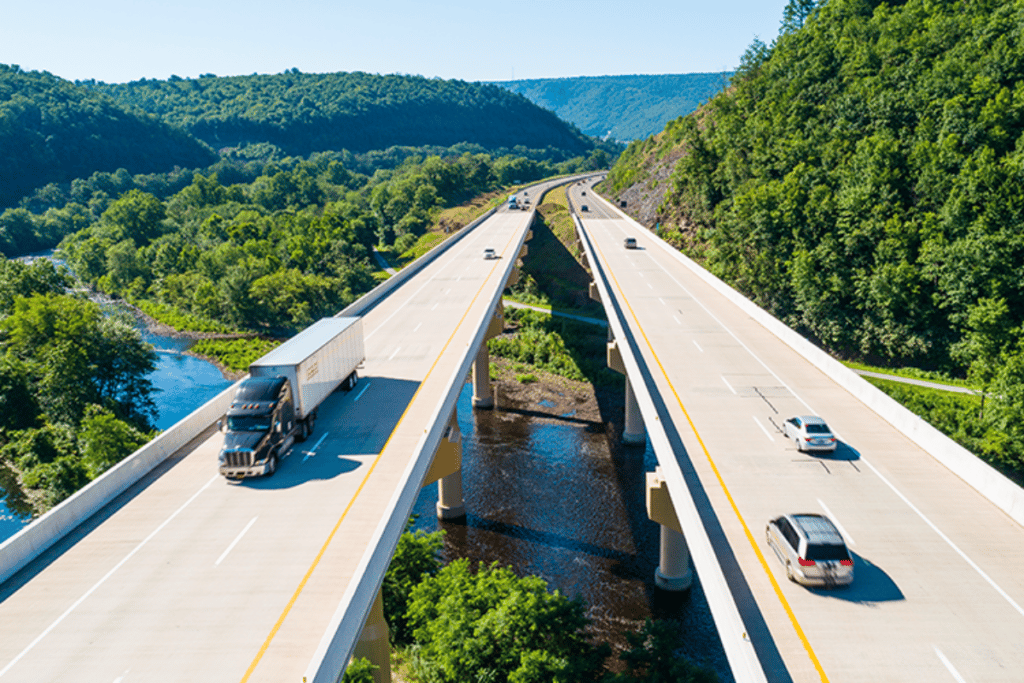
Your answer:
(345, 371), (358, 390)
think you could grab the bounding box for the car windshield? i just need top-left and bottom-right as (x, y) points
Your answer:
(805, 543), (849, 561)
(227, 415), (271, 432)
(806, 423), (831, 434)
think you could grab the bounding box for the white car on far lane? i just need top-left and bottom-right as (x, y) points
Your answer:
(782, 415), (837, 453)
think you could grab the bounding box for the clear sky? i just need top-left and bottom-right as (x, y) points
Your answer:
(2, 0), (791, 84)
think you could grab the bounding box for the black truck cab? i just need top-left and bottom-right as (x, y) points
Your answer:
(219, 376), (298, 478)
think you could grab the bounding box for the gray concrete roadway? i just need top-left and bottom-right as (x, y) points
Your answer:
(571, 181), (1024, 683)
(0, 203), (536, 682)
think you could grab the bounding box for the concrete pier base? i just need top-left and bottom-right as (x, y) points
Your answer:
(655, 524), (693, 591)
(425, 417), (466, 520)
(646, 467), (692, 592)
(351, 589), (391, 683)
(623, 377), (645, 444)
(471, 344), (494, 408)
(436, 470), (466, 520)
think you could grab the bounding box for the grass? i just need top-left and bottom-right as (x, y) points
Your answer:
(190, 337), (281, 373)
(133, 300), (235, 334)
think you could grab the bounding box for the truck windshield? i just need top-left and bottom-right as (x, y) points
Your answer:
(227, 416), (271, 432)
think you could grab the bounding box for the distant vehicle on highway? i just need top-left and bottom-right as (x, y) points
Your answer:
(483, 248), (497, 260)
(624, 237), (637, 249)
(783, 415), (837, 453)
(580, 205), (588, 212)
(766, 513), (853, 587)
(508, 195), (517, 210)
(581, 191), (587, 195)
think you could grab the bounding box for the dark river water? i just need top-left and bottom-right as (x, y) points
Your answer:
(411, 384), (732, 679)
(0, 320), (730, 679)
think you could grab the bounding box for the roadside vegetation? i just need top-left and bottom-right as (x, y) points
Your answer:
(0, 258), (157, 515)
(605, 0), (1024, 480)
(343, 525), (717, 683)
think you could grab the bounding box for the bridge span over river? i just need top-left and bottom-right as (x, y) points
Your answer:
(2, 174), (1024, 683)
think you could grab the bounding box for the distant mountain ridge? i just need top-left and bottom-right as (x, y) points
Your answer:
(88, 72), (604, 159)
(494, 73), (731, 141)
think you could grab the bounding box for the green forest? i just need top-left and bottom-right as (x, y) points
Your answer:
(606, 0), (1024, 478)
(87, 71), (607, 160)
(0, 64), (217, 209)
(497, 73), (732, 141)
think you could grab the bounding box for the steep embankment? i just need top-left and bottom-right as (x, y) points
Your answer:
(603, 0), (1024, 480)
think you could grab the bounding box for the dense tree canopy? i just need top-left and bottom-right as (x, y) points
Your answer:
(607, 0), (1024, 477)
(0, 64), (216, 209)
(88, 71), (609, 160)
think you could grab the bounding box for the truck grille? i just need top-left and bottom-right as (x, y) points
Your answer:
(224, 451), (254, 467)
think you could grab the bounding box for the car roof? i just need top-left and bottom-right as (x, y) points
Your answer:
(796, 415), (828, 425)
(790, 514), (845, 545)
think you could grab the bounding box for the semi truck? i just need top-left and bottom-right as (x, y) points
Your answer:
(508, 194), (518, 210)
(218, 316), (365, 478)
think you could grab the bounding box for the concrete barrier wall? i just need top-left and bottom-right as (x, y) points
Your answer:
(594, 192), (1024, 527)
(339, 208), (496, 318)
(0, 381), (240, 583)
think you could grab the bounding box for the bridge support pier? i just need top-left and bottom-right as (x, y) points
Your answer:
(351, 588), (391, 683)
(472, 302), (505, 409)
(607, 339), (645, 444)
(646, 467), (692, 591)
(425, 415), (466, 520)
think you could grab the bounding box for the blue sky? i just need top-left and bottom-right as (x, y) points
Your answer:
(3, 0), (791, 83)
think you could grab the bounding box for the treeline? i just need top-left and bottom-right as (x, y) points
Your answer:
(352, 526), (717, 683)
(606, 0), (1024, 476)
(498, 73), (732, 141)
(0, 258), (156, 515)
(54, 150), (600, 334)
(87, 71), (616, 160)
(0, 64), (217, 209)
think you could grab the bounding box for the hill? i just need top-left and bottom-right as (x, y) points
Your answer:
(0, 64), (217, 209)
(604, 0), (1024, 477)
(88, 71), (606, 159)
(495, 73), (731, 141)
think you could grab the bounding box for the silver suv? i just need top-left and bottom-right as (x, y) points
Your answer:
(766, 513), (853, 587)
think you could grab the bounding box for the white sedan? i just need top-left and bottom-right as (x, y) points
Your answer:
(783, 415), (837, 453)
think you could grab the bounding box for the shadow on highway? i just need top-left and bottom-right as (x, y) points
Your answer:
(808, 553), (905, 604)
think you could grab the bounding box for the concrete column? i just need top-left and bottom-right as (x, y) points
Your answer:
(623, 377), (645, 444)
(655, 525), (692, 591)
(437, 470), (466, 520)
(436, 418), (466, 520)
(471, 344), (493, 408)
(351, 588), (391, 683)
(646, 468), (692, 592)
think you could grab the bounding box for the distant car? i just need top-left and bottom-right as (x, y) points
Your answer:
(483, 248), (497, 260)
(783, 415), (837, 453)
(766, 513), (853, 587)
(624, 237), (637, 249)
(580, 205), (588, 212)
(581, 191), (587, 195)
(620, 200), (627, 207)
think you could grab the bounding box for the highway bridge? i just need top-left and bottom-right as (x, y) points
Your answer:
(2, 172), (1024, 683)
(568, 180), (1024, 683)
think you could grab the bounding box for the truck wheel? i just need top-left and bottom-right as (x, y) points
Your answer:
(298, 420), (310, 442)
(267, 453), (278, 475)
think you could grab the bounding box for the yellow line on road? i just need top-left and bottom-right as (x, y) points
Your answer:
(240, 218), (522, 682)
(590, 231), (831, 683)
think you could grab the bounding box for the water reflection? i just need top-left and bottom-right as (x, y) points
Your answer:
(411, 383), (731, 680)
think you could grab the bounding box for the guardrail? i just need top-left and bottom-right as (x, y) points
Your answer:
(592, 190), (1024, 528)
(568, 187), (769, 683)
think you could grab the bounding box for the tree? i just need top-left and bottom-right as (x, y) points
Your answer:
(382, 525), (445, 644)
(407, 560), (607, 683)
(79, 405), (150, 478)
(781, 0), (818, 34)
(99, 189), (167, 244)
(604, 620), (718, 683)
